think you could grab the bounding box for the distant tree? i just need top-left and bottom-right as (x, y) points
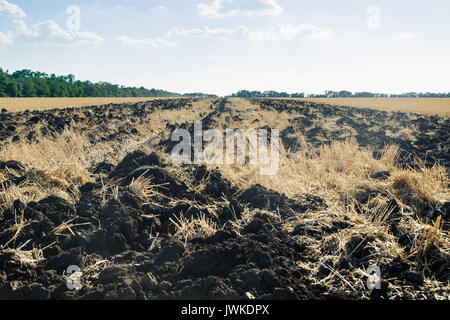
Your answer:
(354, 92), (375, 98)
(12, 69), (33, 79)
(34, 78), (51, 97)
(5, 81), (21, 97)
(338, 90), (352, 97)
(183, 93), (218, 98)
(0, 68), (182, 98)
(0, 68), (12, 97)
(290, 93), (305, 98)
(17, 78), (37, 97)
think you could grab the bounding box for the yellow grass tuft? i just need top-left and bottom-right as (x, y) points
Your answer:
(170, 213), (218, 244)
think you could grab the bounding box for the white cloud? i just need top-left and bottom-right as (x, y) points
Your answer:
(151, 5), (168, 13)
(14, 19), (103, 45)
(169, 24), (334, 42)
(118, 36), (178, 48)
(14, 19), (37, 37)
(168, 26), (235, 38)
(274, 24), (334, 40)
(207, 54), (232, 62)
(241, 24), (334, 41)
(0, 0), (26, 18)
(198, 0), (283, 18)
(119, 22), (333, 51)
(0, 30), (14, 44)
(397, 32), (415, 40)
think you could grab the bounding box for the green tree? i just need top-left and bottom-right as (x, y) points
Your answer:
(18, 78), (37, 97)
(34, 78), (51, 97)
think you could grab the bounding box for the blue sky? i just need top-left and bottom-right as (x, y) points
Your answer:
(1, 0), (449, 95)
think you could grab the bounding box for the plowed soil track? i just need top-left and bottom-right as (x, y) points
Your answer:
(0, 98), (448, 300)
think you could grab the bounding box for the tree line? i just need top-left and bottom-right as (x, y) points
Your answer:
(0, 68), (180, 98)
(229, 90), (305, 98)
(182, 92), (218, 98)
(2, 68), (448, 99)
(229, 90), (450, 98)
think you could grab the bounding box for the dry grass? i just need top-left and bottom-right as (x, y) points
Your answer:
(220, 139), (449, 217)
(0, 97), (176, 112)
(170, 213), (218, 245)
(0, 123), (161, 210)
(0, 246), (45, 267)
(148, 98), (216, 135)
(0, 97), (448, 299)
(201, 99), (449, 288)
(219, 137), (449, 282)
(0, 129), (113, 209)
(218, 137), (449, 296)
(298, 98), (450, 116)
(2, 97), (449, 116)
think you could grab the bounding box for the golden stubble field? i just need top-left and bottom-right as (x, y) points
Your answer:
(1, 97), (450, 116)
(0, 97), (172, 112)
(299, 98), (450, 116)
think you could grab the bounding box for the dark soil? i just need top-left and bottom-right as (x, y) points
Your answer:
(0, 150), (333, 300)
(0, 98), (448, 300)
(253, 99), (450, 168)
